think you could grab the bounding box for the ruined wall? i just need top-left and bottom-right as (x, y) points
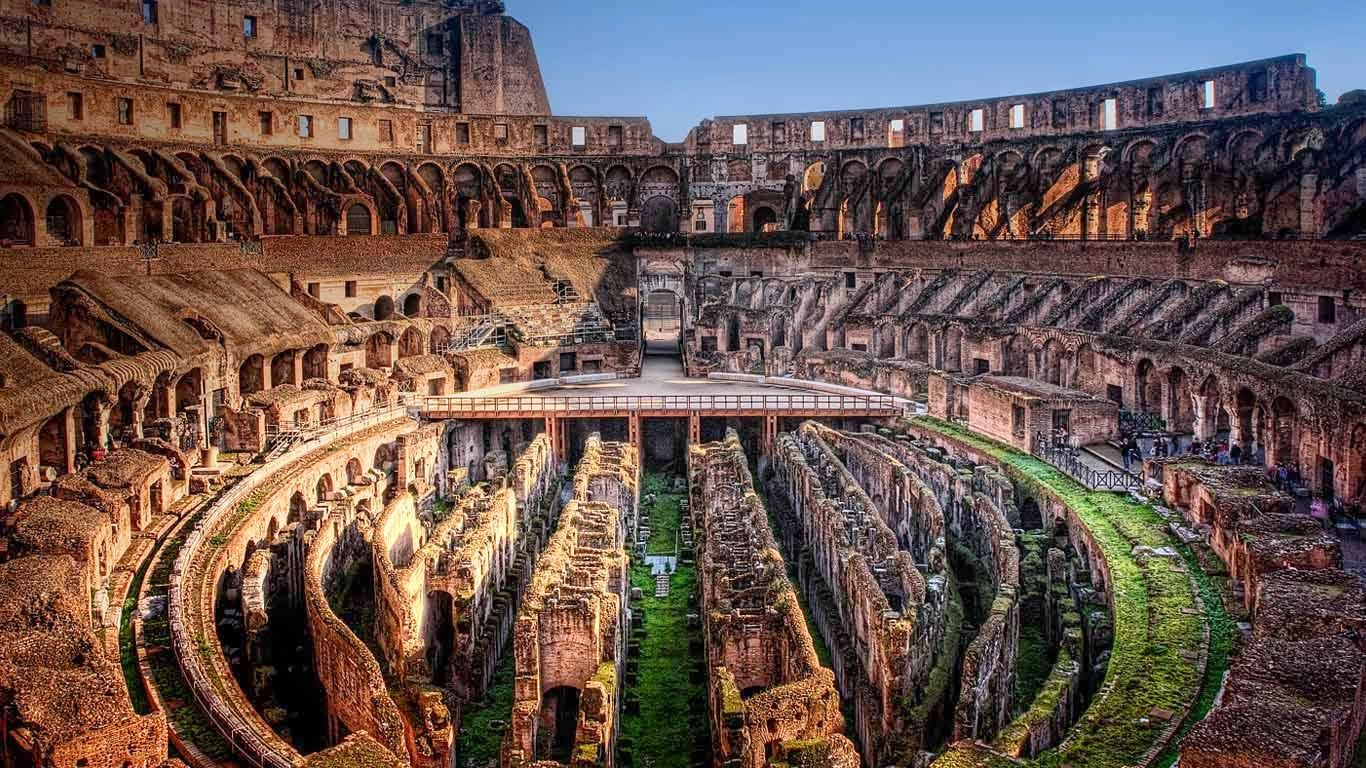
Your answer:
(503, 435), (635, 768)
(691, 431), (859, 768)
(303, 503), (411, 761)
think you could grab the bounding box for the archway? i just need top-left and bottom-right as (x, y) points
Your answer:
(366, 332), (395, 368)
(752, 206), (778, 232)
(429, 326), (451, 355)
(345, 458), (363, 486)
(1271, 397), (1297, 467)
(346, 203), (372, 235)
(315, 473), (333, 504)
(643, 290), (683, 356)
(303, 344), (328, 381)
(45, 195), (82, 245)
(239, 354), (266, 396)
(403, 293), (422, 317)
(641, 196), (678, 233)
(288, 491), (308, 523)
(539, 686), (582, 763)
(270, 351), (297, 387)
(374, 295), (395, 321)
(907, 324), (930, 364)
(0, 194), (34, 245)
(398, 327), (424, 359)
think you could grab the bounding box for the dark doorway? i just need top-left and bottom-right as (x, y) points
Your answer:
(540, 686), (581, 763)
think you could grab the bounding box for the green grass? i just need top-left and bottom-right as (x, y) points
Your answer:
(457, 651), (516, 768)
(642, 473), (682, 556)
(909, 417), (1214, 768)
(139, 507), (234, 761)
(618, 475), (709, 768)
(119, 544), (154, 715)
(1013, 625), (1054, 715)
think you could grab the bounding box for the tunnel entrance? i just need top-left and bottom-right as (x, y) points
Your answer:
(539, 685), (582, 763)
(643, 290), (683, 357)
(643, 418), (687, 475)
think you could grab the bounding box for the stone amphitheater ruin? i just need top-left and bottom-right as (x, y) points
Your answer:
(0, 1), (1365, 767)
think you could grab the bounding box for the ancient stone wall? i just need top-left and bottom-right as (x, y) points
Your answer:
(503, 435), (635, 768)
(691, 431), (859, 768)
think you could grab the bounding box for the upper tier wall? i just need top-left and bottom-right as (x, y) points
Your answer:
(687, 56), (1317, 153)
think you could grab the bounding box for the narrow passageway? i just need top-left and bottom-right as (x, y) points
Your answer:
(617, 472), (709, 768)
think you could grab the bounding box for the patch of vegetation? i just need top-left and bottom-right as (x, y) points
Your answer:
(641, 473), (682, 556)
(618, 474), (709, 768)
(1013, 625), (1053, 714)
(458, 650), (515, 768)
(910, 417), (1213, 768)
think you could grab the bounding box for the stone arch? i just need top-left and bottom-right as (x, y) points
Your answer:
(1039, 339), (1066, 385)
(239, 354), (266, 396)
(1195, 375), (1227, 442)
(366, 331), (395, 368)
(315, 473), (334, 503)
(1271, 396), (1298, 467)
(403, 293), (422, 318)
(906, 323), (930, 364)
(0, 193), (35, 245)
(346, 457), (363, 486)
(288, 491), (308, 523)
(640, 196), (678, 233)
(429, 326), (451, 355)
(640, 165), (679, 187)
(270, 350), (298, 388)
(303, 344), (329, 380)
(346, 202), (374, 235)
(802, 161), (826, 194)
(374, 295), (396, 321)
(398, 326), (424, 358)
(44, 194), (83, 245)
(942, 326), (964, 372)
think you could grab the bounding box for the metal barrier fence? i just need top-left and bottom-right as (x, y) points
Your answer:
(167, 404), (411, 768)
(417, 392), (902, 415)
(1032, 440), (1141, 493)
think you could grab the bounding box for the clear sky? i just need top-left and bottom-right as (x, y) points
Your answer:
(509, 0), (1364, 143)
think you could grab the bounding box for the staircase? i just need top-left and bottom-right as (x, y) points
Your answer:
(437, 312), (510, 354)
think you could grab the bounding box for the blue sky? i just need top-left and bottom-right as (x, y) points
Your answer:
(510, 0), (1364, 142)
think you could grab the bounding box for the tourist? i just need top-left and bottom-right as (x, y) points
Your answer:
(1230, 443), (1242, 465)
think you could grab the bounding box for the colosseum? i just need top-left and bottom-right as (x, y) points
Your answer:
(0, 1), (1364, 767)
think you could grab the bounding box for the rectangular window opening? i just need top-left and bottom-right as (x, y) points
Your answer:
(1146, 86), (1164, 118)
(243, 15), (257, 38)
(66, 92), (83, 121)
(1202, 80), (1216, 110)
(494, 123), (509, 143)
(732, 123), (748, 145)
(298, 114), (313, 138)
(455, 122), (470, 144)
(888, 118), (905, 147)
(1318, 296), (1337, 324)
(1101, 97), (1118, 131)
(345, 281), (357, 298)
(117, 97), (134, 126)
(259, 111), (272, 135)
(810, 120), (826, 142)
(850, 117), (865, 141)
(338, 116), (352, 140)
(571, 125), (586, 147)
(608, 124), (623, 148)
(969, 108), (985, 133)
(142, 0), (157, 24)
(167, 101), (180, 129)
(1009, 103), (1025, 129)
(379, 119), (394, 143)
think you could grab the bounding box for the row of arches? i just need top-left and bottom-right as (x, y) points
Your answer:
(0, 192), (83, 245)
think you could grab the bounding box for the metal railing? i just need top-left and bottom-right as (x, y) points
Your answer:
(417, 392), (901, 415)
(1032, 439), (1141, 493)
(167, 403), (411, 768)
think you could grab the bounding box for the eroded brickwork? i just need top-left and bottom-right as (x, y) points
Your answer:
(691, 431), (858, 768)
